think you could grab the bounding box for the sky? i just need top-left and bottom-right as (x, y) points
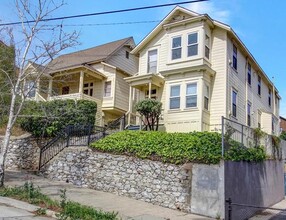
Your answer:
(0, 0), (286, 117)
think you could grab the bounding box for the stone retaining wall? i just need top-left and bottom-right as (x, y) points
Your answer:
(42, 147), (224, 217)
(0, 134), (40, 170)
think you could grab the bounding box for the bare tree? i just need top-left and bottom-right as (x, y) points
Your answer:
(0, 0), (79, 186)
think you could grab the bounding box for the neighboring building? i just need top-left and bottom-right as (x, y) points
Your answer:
(280, 116), (286, 132)
(125, 6), (280, 135)
(27, 37), (138, 125)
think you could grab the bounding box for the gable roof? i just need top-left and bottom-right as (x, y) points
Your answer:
(131, 6), (280, 95)
(48, 37), (134, 73)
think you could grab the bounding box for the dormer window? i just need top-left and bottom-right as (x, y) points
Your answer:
(171, 36), (182, 60)
(187, 33), (198, 57)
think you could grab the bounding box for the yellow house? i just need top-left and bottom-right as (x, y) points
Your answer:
(25, 37), (138, 126)
(125, 6), (280, 135)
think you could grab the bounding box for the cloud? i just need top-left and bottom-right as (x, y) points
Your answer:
(185, 1), (230, 24)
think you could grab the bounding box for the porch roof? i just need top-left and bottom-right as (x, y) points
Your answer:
(49, 64), (107, 80)
(124, 73), (165, 89)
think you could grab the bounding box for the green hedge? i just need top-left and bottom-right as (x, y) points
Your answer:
(91, 131), (267, 164)
(19, 99), (97, 137)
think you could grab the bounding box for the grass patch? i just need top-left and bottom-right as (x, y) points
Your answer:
(91, 131), (267, 164)
(0, 182), (118, 219)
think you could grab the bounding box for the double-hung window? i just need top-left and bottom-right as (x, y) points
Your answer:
(233, 44), (237, 70)
(205, 35), (210, 59)
(147, 49), (158, 73)
(26, 80), (36, 98)
(258, 75), (261, 96)
(232, 90), (237, 117)
(170, 85), (180, 109)
(104, 81), (111, 97)
(186, 83), (197, 108)
(171, 36), (182, 60)
(187, 33), (198, 57)
(204, 84), (209, 110)
(247, 102), (251, 126)
(268, 88), (272, 107)
(247, 63), (251, 85)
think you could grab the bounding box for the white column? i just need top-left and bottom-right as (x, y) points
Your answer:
(79, 71), (84, 95)
(148, 82), (152, 99)
(47, 78), (53, 100)
(35, 79), (40, 101)
(128, 86), (133, 125)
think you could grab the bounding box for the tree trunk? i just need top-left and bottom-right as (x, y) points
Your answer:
(0, 93), (16, 187)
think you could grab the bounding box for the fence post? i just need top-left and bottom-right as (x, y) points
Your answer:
(222, 116), (225, 157)
(226, 198), (232, 220)
(241, 124), (244, 146)
(87, 124), (92, 146)
(66, 126), (70, 147)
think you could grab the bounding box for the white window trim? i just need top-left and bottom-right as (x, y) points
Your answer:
(232, 44), (238, 71)
(185, 82), (198, 108)
(147, 49), (158, 73)
(231, 88), (238, 118)
(204, 84), (210, 111)
(247, 101), (252, 127)
(187, 31), (199, 58)
(204, 34), (210, 60)
(171, 35), (182, 61)
(169, 84), (181, 110)
(104, 81), (112, 97)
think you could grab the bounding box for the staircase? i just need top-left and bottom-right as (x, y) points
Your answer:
(38, 114), (127, 170)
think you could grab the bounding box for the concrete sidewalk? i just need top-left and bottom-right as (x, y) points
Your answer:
(0, 196), (55, 219)
(4, 171), (212, 220)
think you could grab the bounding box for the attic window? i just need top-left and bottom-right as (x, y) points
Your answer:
(125, 51), (129, 59)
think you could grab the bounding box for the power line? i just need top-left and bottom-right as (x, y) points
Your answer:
(0, 0), (208, 26)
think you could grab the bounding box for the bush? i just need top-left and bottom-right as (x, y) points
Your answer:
(135, 99), (162, 131)
(91, 131), (268, 164)
(19, 99), (97, 137)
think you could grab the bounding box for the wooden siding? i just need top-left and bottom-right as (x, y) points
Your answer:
(114, 71), (130, 112)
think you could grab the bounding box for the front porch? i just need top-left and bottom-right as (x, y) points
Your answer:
(47, 65), (106, 125)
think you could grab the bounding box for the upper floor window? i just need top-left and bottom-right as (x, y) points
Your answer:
(25, 80), (36, 98)
(204, 84), (209, 110)
(170, 85), (180, 109)
(205, 35), (210, 59)
(258, 111), (261, 128)
(83, 82), (94, 96)
(187, 33), (198, 57)
(247, 63), (251, 85)
(258, 75), (261, 96)
(172, 36), (182, 60)
(186, 83), (197, 108)
(247, 102), (251, 126)
(125, 51), (129, 59)
(104, 81), (111, 97)
(147, 49), (157, 73)
(268, 88), (272, 107)
(233, 44), (237, 70)
(232, 90), (237, 117)
(272, 116), (275, 133)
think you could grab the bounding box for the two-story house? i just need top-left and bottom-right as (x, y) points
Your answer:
(25, 37), (138, 126)
(125, 6), (280, 135)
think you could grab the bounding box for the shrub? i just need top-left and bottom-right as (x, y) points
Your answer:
(91, 131), (267, 164)
(19, 99), (97, 137)
(135, 99), (162, 131)
(280, 131), (286, 141)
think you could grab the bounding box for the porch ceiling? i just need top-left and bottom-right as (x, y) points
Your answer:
(124, 73), (165, 89)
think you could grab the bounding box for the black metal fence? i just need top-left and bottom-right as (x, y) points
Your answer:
(221, 116), (281, 159)
(226, 198), (286, 220)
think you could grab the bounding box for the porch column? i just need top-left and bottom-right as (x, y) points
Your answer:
(79, 71), (84, 95)
(47, 78), (53, 100)
(35, 79), (40, 101)
(148, 82), (152, 99)
(128, 86), (133, 125)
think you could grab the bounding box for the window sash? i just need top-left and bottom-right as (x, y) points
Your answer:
(205, 35), (210, 59)
(247, 103), (251, 126)
(258, 76), (261, 95)
(172, 37), (182, 60)
(233, 45), (237, 70)
(187, 33), (198, 57)
(232, 91), (237, 117)
(204, 85), (209, 110)
(186, 83), (197, 108)
(170, 85), (180, 109)
(104, 81), (111, 97)
(247, 63), (251, 85)
(147, 49), (157, 73)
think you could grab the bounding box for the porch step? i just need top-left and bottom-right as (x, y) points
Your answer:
(127, 125), (141, 131)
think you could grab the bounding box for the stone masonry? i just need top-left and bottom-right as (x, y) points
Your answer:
(0, 134), (40, 170)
